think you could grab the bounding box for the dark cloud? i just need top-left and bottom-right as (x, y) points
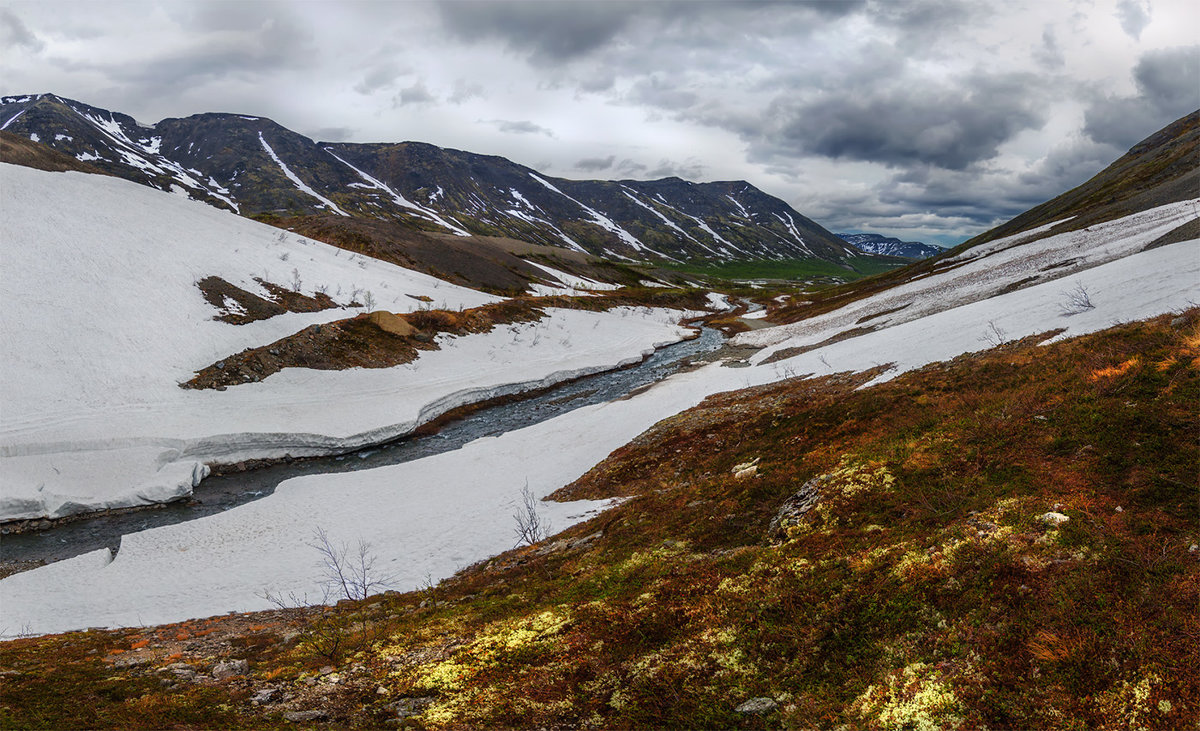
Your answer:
(92, 11), (316, 94)
(1084, 45), (1200, 148)
(436, 1), (635, 61)
(1115, 0), (1152, 40)
(645, 158), (705, 180)
(436, 1), (866, 63)
(354, 64), (404, 95)
(870, 0), (983, 50)
(615, 159), (648, 176)
(448, 79), (485, 104)
(575, 155), (616, 172)
(1, 8), (43, 51)
(761, 71), (1047, 170)
(1034, 26), (1064, 70)
(627, 76), (699, 111)
(812, 136), (1124, 246)
(395, 82), (437, 106)
(486, 119), (554, 136)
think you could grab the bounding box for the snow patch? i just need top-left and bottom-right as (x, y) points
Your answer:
(258, 133), (349, 216)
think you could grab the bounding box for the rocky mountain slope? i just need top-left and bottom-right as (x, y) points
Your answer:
(836, 232), (942, 258)
(0, 93), (858, 264)
(762, 109), (1200, 329)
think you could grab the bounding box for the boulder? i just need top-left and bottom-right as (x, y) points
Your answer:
(1039, 512), (1070, 526)
(212, 658), (249, 679)
(366, 311), (416, 337)
(767, 474), (827, 543)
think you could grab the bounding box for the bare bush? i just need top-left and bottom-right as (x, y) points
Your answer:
(513, 483), (550, 547)
(260, 527), (396, 662)
(1060, 281), (1095, 316)
(979, 320), (1008, 347)
(310, 526), (392, 602)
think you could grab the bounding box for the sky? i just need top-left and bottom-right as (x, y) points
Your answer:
(1, 0), (1197, 247)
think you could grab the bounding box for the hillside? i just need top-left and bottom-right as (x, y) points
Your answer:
(0, 93), (863, 265)
(758, 109), (1200, 330)
(1, 103), (1197, 731)
(958, 109), (1199, 250)
(1, 310), (1195, 728)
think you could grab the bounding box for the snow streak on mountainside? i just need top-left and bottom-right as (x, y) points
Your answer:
(0, 93), (858, 264)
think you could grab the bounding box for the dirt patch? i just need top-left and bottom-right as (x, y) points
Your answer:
(184, 290), (711, 391)
(182, 314), (428, 390)
(196, 276), (339, 325)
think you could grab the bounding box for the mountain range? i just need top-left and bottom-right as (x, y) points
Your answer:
(0, 93), (861, 266)
(835, 232), (942, 258)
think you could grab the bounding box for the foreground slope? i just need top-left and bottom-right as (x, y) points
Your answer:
(0, 163), (699, 521)
(0, 93), (861, 264)
(1, 311), (1195, 729)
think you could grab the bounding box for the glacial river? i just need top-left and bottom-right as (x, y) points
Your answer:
(0, 327), (726, 575)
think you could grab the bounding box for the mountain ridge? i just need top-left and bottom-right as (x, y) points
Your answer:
(0, 93), (860, 265)
(835, 232), (942, 258)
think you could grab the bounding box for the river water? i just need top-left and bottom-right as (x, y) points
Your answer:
(1, 327), (725, 575)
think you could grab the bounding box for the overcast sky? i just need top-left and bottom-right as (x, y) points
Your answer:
(2, 0), (1197, 246)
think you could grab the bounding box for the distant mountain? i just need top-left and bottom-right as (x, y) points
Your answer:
(835, 233), (942, 258)
(0, 93), (861, 265)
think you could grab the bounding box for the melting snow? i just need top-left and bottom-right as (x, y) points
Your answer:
(528, 173), (651, 253)
(324, 148), (469, 235)
(259, 133), (348, 216)
(0, 109), (24, 130)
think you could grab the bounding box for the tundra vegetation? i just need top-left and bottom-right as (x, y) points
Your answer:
(1, 309), (1195, 729)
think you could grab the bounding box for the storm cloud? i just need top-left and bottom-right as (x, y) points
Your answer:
(1085, 45), (1200, 148)
(1, 0), (1197, 247)
(487, 119), (555, 137)
(766, 72), (1048, 170)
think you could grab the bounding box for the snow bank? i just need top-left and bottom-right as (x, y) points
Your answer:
(8, 238), (1194, 636)
(0, 164), (695, 521)
(736, 200), (1197, 350)
(2, 162), (1196, 638)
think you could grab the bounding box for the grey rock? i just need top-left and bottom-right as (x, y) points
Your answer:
(389, 696), (435, 720)
(767, 473), (827, 543)
(251, 688), (280, 705)
(212, 658), (249, 679)
(735, 697), (779, 715)
(283, 709), (328, 722)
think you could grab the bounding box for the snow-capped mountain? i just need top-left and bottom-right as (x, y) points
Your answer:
(0, 93), (858, 264)
(835, 232), (942, 258)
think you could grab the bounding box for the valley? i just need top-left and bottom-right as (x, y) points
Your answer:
(1, 88), (1197, 728)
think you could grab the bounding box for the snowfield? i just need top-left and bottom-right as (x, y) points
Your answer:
(1, 162), (1197, 637)
(0, 164), (697, 521)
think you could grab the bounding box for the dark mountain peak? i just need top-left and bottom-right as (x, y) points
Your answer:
(5, 93), (867, 265)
